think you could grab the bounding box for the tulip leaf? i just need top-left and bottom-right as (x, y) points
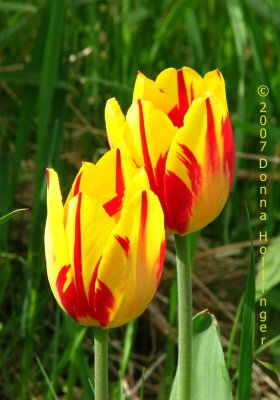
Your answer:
(192, 310), (232, 400)
(170, 310), (232, 400)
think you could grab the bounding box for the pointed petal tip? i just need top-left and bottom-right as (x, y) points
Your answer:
(216, 69), (222, 79)
(46, 169), (50, 187)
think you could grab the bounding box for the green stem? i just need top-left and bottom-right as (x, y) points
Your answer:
(94, 327), (108, 400)
(175, 234), (192, 400)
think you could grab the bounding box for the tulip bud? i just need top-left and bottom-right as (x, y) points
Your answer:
(45, 148), (165, 328)
(105, 67), (235, 235)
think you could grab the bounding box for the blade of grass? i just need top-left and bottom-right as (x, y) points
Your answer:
(36, 357), (58, 400)
(120, 319), (138, 378)
(226, 294), (244, 371)
(0, 16), (32, 48)
(254, 335), (280, 357)
(236, 203), (256, 400)
(46, 308), (60, 400)
(185, 11), (206, 72)
(256, 360), (280, 376)
(224, 0), (247, 243)
(140, 368), (145, 400)
(148, 1), (196, 66)
(0, 208), (27, 225)
(0, 2), (38, 13)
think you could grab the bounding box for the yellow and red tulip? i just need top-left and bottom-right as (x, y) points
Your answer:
(45, 148), (165, 328)
(105, 67), (235, 235)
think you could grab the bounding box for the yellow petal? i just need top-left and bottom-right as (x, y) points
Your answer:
(199, 69), (228, 112)
(165, 94), (234, 234)
(105, 98), (126, 148)
(133, 71), (177, 115)
(65, 148), (137, 220)
(44, 169), (73, 314)
(155, 67), (203, 126)
(63, 163), (95, 224)
(124, 167), (150, 201)
(124, 99), (177, 189)
(96, 190), (165, 328)
(65, 191), (116, 326)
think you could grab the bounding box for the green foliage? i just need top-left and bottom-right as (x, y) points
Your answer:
(237, 205), (256, 400)
(170, 311), (232, 400)
(192, 311), (233, 400)
(0, 208), (27, 225)
(256, 237), (280, 299)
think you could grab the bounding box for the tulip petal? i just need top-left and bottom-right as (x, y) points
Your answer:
(65, 191), (116, 326)
(124, 167), (150, 202)
(65, 148), (137, 220)
(155, 67), (203, 127)
(105, 98), (126, 148)
(124, 99), (177, 190)
(96, 190), (166, 328)
(165, 95), (234, 234)
(199, 69), (228, 112)
(133, 71), (177, 115)
(44, 169), (73, 314)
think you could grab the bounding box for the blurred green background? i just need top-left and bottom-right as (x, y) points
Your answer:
(0, 0), (280, 399)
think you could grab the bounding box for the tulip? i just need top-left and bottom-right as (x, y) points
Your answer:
(105, 67), (235, 235)
(45, 148), (165, 328)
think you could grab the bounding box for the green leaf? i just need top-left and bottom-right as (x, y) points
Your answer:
(0, 209), (27, 225)
(192, 310), (232, 400)
(237, 204), (256, 400)
(170, 310), (232, 400)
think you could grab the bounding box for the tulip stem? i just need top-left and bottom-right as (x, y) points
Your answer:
(175, 234), (192, 400)
(94, 327), (109, 400)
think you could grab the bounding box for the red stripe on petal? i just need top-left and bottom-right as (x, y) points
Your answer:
(164, 172), (193, 234)
(88, 257), (102, 318)
(178, 70), (189, 117)
(73, 193), (89, 315)
(95, 279), (115, 327)
(206, 98), (219, 173)
(73, 172), (82, 196)
(116, 148), (125, 196)
(190, 83), (195, 103)
(56, 264), (77, 321)
(103, 195), (122, 217)
(103, 149), (125, 217)
(156, 239), (166, 285)
(177, 144), (202, 196)
(138, 100), (157, 191)
(88, 258), (115, 326)
(167, 106), (184, 128)
(164, 145), (201, 234)
(154, 152), (175, 229)
(46, 169), (50, 188)
(222, 114), (235, 190)
(114, 235), (130, 257)
(140, 191), (148, 245)
(216, 69), (222, 79)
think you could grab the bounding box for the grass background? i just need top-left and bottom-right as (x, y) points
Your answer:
(1, 0), (280, 398)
